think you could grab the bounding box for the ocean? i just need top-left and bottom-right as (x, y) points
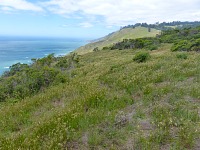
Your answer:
(0, 37), (88, 75)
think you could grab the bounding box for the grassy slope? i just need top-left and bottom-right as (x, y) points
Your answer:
(0, 44), (199, 149)
(75, 27), (160, 54)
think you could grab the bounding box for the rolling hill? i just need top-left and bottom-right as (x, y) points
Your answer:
(75, 26), (160, 54)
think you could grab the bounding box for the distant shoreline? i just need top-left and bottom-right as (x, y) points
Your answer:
(0, 37), (88, 75)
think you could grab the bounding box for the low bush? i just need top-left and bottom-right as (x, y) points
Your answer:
(176, 53), (188, 59)
(133, 51), (150, 63)
(147, 45), (158, 51)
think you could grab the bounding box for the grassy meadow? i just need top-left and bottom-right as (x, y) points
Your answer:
(0, 44), (199, 149)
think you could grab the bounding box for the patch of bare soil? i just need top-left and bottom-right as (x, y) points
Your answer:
(64, 141), (79, 150)
(52, 99), (65, 107)
(194, 139), (200, 150)
(81, 132), (89, 148)
(139, 120), (153, 131)
(122, 138), (135, 150)
(114, 103), (137, 128)
(175, 77), (195, 87)
(155, 81), (171, 88)
(160, 144), (171, 150)
(184, 96), (200, 104)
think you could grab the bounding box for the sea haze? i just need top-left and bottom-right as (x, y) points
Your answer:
(0, 36), (88, 75)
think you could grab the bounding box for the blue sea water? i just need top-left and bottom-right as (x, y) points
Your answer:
(0, 37), (88, 75)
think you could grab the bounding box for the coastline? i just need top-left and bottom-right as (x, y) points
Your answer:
(0, 37), (88, 75)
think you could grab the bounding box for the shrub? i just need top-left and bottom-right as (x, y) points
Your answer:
(176, 53), (188, 59)
(148, 45), (158, 51)
(171, 40), (190, 52)
(102, 46), (110, 50)
(191, 46), (200, 52)
(93, 47), (99, 52)
(133, 51), (150, 63)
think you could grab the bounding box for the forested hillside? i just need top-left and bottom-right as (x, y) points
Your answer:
(122, 21), (200, 30)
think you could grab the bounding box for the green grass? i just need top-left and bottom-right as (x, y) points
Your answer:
(75, 26), (160, 54)
(0, 44), (199, 149)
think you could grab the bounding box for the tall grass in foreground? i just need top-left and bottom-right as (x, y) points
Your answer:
(0, 45), (199, 149)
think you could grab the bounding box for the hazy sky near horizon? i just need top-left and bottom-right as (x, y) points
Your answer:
(0, 0), (200, 38)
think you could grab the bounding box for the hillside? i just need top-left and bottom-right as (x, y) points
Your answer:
(0, 26), (200, 149)
(0, 45), (200, 149)
(75, 27), (160, 54)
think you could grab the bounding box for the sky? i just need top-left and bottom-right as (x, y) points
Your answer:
(0, 0), (200, 38)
